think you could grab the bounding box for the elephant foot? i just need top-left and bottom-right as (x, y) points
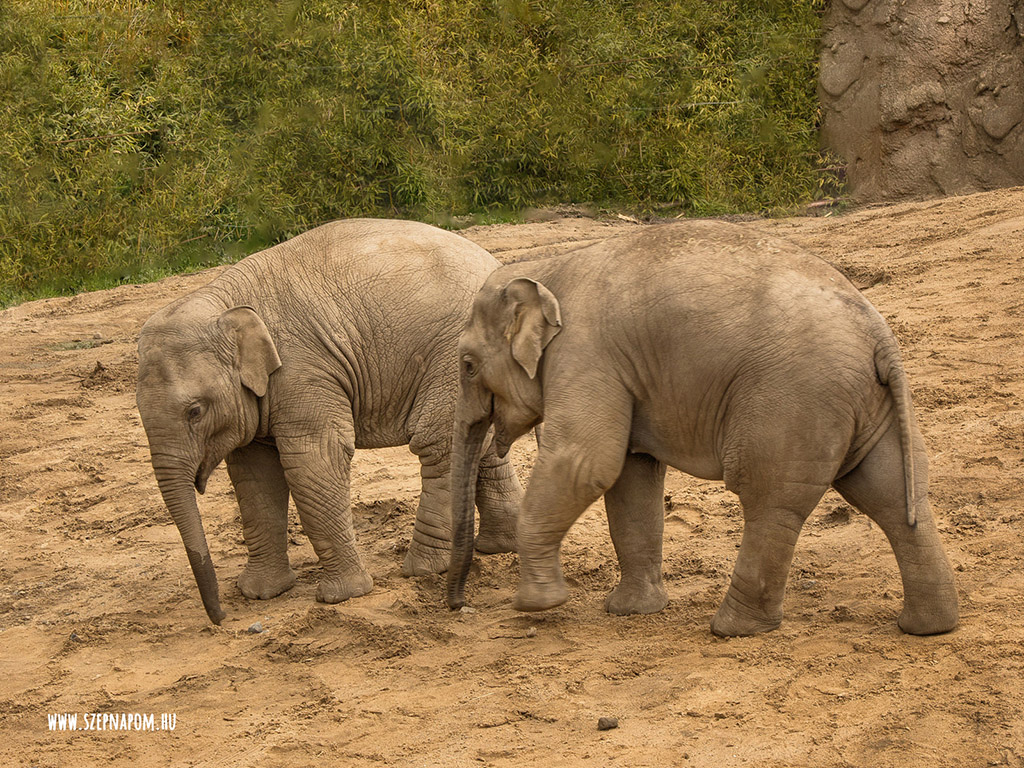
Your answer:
(476, 465), (523, 549)
(710, 596), (782, 637)
(238, 564), (297, 600)
(605, 579), (668, 616)
(897, 593), (959, 636)
(316, 570), (373, 604)
(475, 497), (519, 554)
(474, 529), (516, 555)
(513, 577), (569, 612)
(402, 542), (450, 576)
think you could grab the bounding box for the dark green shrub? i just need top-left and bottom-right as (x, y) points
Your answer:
(0, 0), (826, 306)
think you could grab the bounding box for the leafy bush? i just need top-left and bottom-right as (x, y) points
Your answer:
(0, 0), (826, 305)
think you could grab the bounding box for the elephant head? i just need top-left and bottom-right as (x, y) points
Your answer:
(446, 277), (561, 608)
(136, 298), (282, 624)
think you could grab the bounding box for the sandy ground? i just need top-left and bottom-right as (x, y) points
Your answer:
(1, 189), (1023, 767)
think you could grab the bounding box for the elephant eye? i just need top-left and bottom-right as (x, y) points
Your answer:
(462, 356), (478, 378)
(187, 404), (203, 422)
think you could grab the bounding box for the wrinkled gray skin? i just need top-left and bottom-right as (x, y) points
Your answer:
(137, 219), (521, 625)
(447, 221), (958, 637)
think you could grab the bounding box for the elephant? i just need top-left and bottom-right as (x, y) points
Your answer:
(446, 220), (958, 637)
(136, 218), (522, 625)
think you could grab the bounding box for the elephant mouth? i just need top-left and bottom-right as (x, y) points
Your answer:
(494, 434), (512, 459)
(493, 417), (538, 459)
(489, 394), (543, 459)
(194, 460), (215, 495)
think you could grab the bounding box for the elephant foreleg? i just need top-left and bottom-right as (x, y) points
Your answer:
(226, 441), (296, 600)
(276, 409), (372, 604)
(604, 452), (669, 615)
(513, 386), (633, 612)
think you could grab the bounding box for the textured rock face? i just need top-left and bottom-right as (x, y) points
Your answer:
(820, 0), (1024, 200)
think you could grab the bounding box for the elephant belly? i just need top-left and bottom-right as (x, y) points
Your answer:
(353, 428), (410, 450)
(627, 421), (723, 482)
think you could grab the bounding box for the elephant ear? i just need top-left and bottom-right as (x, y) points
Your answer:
(502, 277), (562, 379)
(217, 307), (282, 397)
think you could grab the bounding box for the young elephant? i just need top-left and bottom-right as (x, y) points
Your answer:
(447, 220), (958, 637)
(137, 219), (521, 625)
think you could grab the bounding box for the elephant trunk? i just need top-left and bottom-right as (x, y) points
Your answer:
(154, 467), (226, 625)
(446, 407), (492, 610)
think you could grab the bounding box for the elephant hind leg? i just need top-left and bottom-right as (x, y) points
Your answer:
(402, 420), (521, 577)
(713, 448), (833, 637)
(402, 447), (453, 577)
(833, 422), (958, 635)
(474, 442), (521, 555)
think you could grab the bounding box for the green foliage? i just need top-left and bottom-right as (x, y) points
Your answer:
(0, 0), (827, 306)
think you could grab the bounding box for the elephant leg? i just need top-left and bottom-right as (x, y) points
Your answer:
(513, 393), (632, 612)
(226, 441), (296, 600)
(276, 408), (372, 604)
(402, 442), (452, 577)
(604, 452), (669, 615)
(712, 460), (830, 637)
(833, 422), (958, 635)
(513, 447), (622, 612)
(401, 419), (520, 576)
(474, 441), (521, 555)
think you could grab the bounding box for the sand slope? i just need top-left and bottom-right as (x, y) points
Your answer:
(1, 189), (1022, 767)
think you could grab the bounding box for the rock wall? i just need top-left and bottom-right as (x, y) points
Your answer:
(820, 0), (1024, 201)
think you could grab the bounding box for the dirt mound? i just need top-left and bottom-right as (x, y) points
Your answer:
(1, 190), (1023, 766)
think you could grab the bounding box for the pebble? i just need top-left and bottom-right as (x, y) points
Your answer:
(460, 606), (476, 615)
(526, 627), (537, 638)
(246, 622), (264, 634)
(598, 716), (619, 731)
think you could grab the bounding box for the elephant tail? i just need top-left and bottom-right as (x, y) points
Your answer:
(873, 339), (919, 527)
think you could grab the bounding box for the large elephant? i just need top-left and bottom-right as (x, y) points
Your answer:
(137, 218), (521, 625)
(446, 221), (958, 637)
